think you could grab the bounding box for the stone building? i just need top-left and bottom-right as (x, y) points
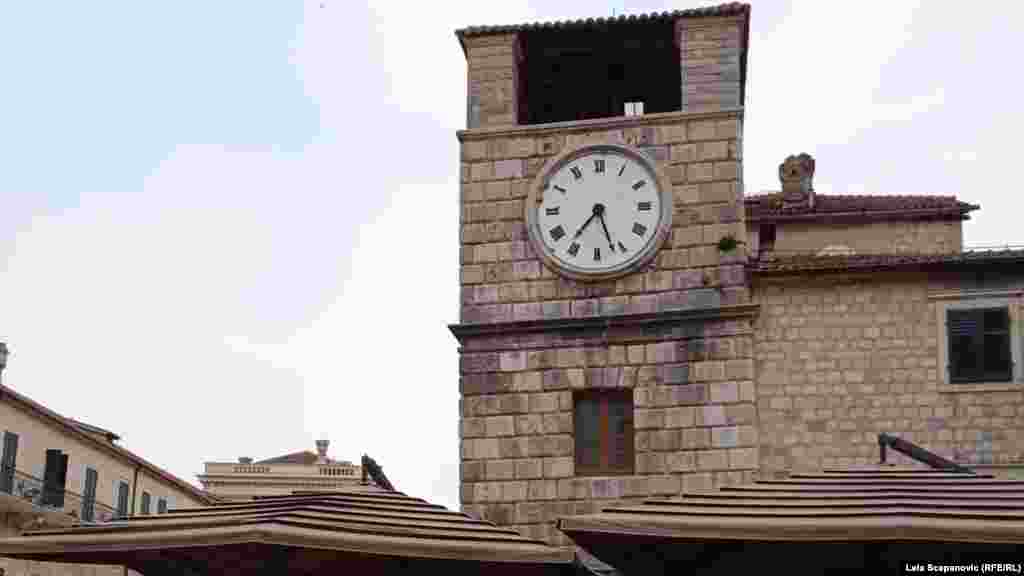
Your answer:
(450, 2), (1024, 549)
(0, 344), (212, 575)
(197, 439), (361, 501)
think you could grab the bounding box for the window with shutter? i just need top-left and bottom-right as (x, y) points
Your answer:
(574, 390), (634, 476)
(948, 307), (1012, 383)
(0, 432), (18, 494)
(42, 449), (65, 507)
(116, 481), (130, 518)
(81, 467), (98, 522)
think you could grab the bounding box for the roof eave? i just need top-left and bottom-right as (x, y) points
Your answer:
(0, 522), (574, 565)
(747, 207), (977, 224)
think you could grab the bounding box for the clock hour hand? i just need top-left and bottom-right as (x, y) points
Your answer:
(573, 213), (597, 239)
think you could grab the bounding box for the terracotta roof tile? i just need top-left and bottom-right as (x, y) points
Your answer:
(456, 3), (750, 40)
(753, 248), (1024, 274)
(746, 193), (978, 222)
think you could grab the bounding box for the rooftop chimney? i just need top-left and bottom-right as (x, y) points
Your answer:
(238, 457), (253, 464)
(779, 153), (816, 210)
(315, 438), (329, 464)
(0, 342), (8, 384)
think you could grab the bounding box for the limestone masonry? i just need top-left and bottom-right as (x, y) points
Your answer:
(450, 4), (1024, 548)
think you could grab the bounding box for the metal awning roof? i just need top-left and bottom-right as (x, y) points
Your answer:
(0, 486), (572, 575)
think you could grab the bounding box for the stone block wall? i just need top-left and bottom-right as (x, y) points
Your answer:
(754, 271), (1024, 475)
(766, 219), (963, 256)
(464, 34), (519, 129)
(457, 316), (757, 547)
(459, 111), (748, 324)
(457, 109), (756, 547)
(676, 16), (746, 112)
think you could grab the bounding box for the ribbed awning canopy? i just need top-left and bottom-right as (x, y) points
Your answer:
(559, 468), (1024, 575)
(0, 486), (572, 576)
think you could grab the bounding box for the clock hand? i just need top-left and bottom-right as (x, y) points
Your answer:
(598, 213), (614, 251)
(573, 212), (597, 239)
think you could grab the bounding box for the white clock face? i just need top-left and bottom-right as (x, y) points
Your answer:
(530, 146), (668, 278)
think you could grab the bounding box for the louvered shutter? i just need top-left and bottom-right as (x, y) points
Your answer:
(0, 432), (18, 494)
(43, 449), (60, 506)
(116, 482), (130, 518)
(82, 468), (98, 522)
(54, 453), (68, 508)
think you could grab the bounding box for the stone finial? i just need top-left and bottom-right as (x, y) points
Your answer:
(315, 438), (330, 463)
(779, 153), (816, 209)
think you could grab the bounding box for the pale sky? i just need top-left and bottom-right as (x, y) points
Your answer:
(1, 1), (1022, 511)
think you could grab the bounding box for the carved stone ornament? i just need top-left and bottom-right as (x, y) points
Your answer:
(779, 152), (816, 208)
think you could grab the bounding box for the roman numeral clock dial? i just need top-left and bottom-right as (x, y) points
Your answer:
(527, 144), (672, 281)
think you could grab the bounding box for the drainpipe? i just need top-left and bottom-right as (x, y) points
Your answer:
(130, 465), (140, 515)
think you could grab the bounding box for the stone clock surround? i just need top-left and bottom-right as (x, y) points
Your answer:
(525, 143), (675, 283)
(452, 109), (759, 547)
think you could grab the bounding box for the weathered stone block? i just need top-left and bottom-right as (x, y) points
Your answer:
(485, 416), (515, 437)
(486, 459), (517, 480)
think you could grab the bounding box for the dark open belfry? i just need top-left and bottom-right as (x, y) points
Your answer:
(518, 22), (681, 125)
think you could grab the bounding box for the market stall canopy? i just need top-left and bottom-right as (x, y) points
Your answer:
(0, 484), (573, 576)
(559, 467), (1024, 575)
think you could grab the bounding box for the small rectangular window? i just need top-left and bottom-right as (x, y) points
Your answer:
(140, 491), (151, 515)
(157, 498), (168, 514)
(574, 390), (634, 476)
(948, 307), (1012, 383)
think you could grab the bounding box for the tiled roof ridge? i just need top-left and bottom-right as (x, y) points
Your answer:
(747, 191), (966, 202)
(456, 2), (749, 38)
(753, 248), (1024, 274)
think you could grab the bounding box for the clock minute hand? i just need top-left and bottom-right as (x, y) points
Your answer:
(598, 213), (614, 251)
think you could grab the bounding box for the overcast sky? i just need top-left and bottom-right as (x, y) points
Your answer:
(1, 1), (1022, 511)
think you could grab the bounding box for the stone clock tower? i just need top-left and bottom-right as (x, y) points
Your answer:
(450, 4), (756, 547)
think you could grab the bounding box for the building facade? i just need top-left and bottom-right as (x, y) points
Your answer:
(451, 3), (1024, 549)
(197, 440), (361, 500)
(0, 345), (212, 575)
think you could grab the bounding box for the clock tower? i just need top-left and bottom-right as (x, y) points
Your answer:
(450, 4), (756, 548)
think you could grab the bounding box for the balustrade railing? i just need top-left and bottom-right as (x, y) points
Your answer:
(0, 465), (119, 523)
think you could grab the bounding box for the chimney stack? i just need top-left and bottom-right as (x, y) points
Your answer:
(779, 153), (816, 210)
(0, 342), (8, 384)
(315, 438), (329, 464)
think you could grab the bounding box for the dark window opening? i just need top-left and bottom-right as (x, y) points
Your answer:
(758, 224), (776, 252)
(519, 23), (681, 125)
(574, 390), (634, 476)
(42, 449), (68, 507)
(157, 497), (168, 514)
(141, 491), (151, 515)
(948, 307), (1013, 383)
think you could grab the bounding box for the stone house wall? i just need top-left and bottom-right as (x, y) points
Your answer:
(754, 271), (1024, 476)
(763, 219), (962, 255)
